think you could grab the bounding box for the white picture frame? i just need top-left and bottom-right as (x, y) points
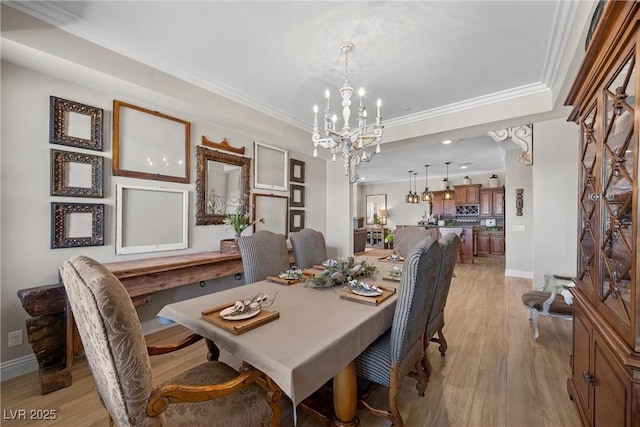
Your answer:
(116, 184), (189, 255)
(254, 141), (288, 191)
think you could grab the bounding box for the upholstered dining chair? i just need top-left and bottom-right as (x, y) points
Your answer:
(355, 237), (441, 427)
(60, 255), (281, 427)
(521, 274), (574, 341)
(422, 233), (460, 378)
(392, 227), (431, 258)
(289, 228), (328, 269)
(237, 230), (290, 284)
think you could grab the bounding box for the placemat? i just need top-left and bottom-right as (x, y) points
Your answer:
(382, 276), (402, 282)
(302, 269), (318, 276)
(378, 256), (404, 263)
(201, 304), (279, 335)
(267, 276), (300, 285)
(339, 287), (395, 306)
(312, 264), (327, 270)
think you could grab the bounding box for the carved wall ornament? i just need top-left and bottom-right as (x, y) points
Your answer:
(515, 188), (524, 216)
(487, 124), (533, 166)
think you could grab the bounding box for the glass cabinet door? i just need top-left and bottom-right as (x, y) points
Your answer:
(600, 52), (636, 334)
(577, 103), (600, 301)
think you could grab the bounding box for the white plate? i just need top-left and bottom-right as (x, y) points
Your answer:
(352, 288), (383, 297)
(279, 274), (299, 280)
(220, 306), (261, 321)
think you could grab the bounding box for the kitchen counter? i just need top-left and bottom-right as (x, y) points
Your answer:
(394, 225), (474, 264)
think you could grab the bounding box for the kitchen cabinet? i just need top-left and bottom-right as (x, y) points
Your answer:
(479, 187), (504, 217)
(564, 2), (640, 425)
(474, 230), (504, 257)
(454, 184), (481, 204)
(431, 191), (455, 218)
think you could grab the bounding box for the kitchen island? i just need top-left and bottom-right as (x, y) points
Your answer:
(395, 225), (475, 264)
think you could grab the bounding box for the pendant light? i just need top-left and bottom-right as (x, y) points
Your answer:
(421, 164), (432, 202)
(405, 171), (413, 203)
(443, 162), (454, 200)
(412, 172), (419, 203)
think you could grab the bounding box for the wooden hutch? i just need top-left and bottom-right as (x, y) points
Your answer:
(564, 1), (640, 425)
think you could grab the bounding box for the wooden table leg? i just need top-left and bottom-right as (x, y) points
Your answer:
(332, 360), (359, 427)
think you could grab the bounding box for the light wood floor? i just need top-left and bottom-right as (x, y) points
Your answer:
(1, 257), (581, 426)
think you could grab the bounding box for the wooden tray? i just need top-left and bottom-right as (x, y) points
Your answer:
(312, 264), (327, 270)
(339, 287), (396, 306)
(383, 276), (402, 282)
(201, 303), (279, 335)
(302, 269), (318, 276)
(378, 256), (404, 263)
(267, 276), (300, 285)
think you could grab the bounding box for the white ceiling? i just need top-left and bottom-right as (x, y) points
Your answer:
(3, 1), (596, 182)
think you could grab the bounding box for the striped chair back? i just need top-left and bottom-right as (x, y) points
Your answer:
(427, 233), (460, 338)
(390, 237), (441, 375)
(289, 228), (328, 269)
(237, 230), (290, 284)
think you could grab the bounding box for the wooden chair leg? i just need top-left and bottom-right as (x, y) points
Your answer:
(388, 369), (404, 427)
(205, 338), (220, 361)
(436, 329), (448, 356)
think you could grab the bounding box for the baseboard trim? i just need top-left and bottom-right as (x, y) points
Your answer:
(505, 269), (534, 279)
(0, 319), (174, 382)
(0, 353), (38, 381)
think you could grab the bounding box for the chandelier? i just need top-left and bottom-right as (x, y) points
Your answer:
(312, 41), (384, 183)
(421, 164), (432, 202)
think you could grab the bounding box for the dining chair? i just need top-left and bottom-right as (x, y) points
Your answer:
(289, 228), (328, 269)
(438, 227), (464, 264)
(392, 227), (431, 258)
(422, 232), (460, 378)
(60, 255), (281, 427)
(237, 230), (291, 284)
(521, 274), (574, 341)
(355, 237), (441, 427)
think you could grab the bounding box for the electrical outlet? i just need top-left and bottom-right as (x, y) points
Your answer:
(8, 330), (23, 347)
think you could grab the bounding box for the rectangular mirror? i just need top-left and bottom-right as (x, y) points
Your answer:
(366, 194), (387, 225)
(196, 145), (251, 225)
(116, 184), (188, 254)
(113, 100), (190, 183)
(253, 193), (289, 237)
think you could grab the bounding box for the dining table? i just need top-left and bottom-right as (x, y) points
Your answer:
(156, 254), (403, 426)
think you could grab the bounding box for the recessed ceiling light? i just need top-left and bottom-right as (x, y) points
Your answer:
(442, 139), (452, 144)
(460, 165), (468, 169)
(359, 176), (366, 180)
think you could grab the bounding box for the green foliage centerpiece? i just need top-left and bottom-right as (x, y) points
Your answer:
(306, 256), (377, 288)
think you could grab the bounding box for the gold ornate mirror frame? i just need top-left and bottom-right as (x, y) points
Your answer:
(196, 145), (251, 225)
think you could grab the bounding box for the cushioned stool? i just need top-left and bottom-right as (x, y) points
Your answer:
(522, 274), (574, 341)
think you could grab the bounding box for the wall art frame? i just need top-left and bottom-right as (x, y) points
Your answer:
(51, 202), (105, 249)
(50, 149), (104, 197)
(253, 193), (289, 237)
(290, 184), (305, 208)
(254, 141), (288, 191)
(113, 100), (191, 184)
(289, 209), (305, 232)
(116, 184), (189, 255)
(289, 158), (305, 183)
(49, 96), (104, 151)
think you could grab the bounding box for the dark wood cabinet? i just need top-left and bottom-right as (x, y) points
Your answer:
(479, 188), (504, 217)
(565, 3), (640, 425)
(431, 191), (455, 218)
(474, 230), (504, 257)
(454, 184), (481, 204)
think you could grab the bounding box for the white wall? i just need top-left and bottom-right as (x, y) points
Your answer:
(0, 60), (326, 369)
(532, 117), (578, 287)
(504, 150), (534, 277)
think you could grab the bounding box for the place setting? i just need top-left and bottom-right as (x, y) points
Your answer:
(267, 266), (304, 285)
(383, 265), (403, 282)
(201, 292), (279, 335)
(379, 252), (404, 263)
(339, 279), (396, 306)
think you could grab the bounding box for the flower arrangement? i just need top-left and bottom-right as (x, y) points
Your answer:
(223, 199), (264, 238)
(306, 256), (377, 288)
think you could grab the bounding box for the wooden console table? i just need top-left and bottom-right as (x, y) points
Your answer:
(17, 249), (295, 394)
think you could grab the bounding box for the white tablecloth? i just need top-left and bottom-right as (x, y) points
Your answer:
(157, 256), (398, 407)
